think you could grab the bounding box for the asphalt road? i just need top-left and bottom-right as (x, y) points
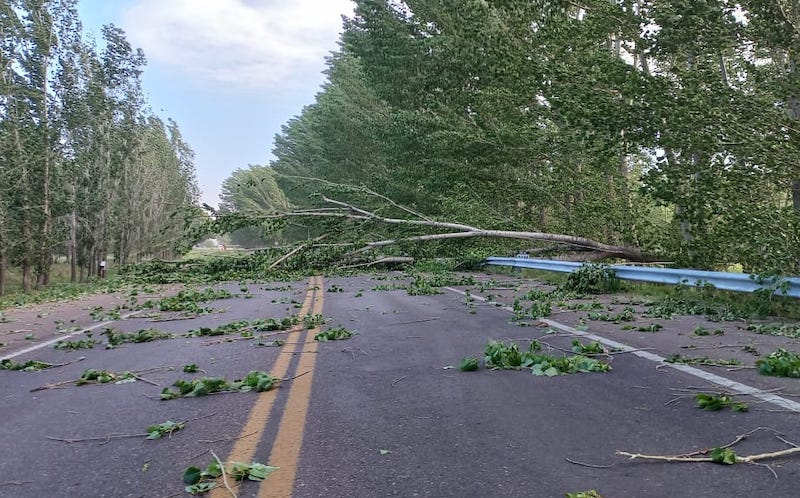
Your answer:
(1, 274), (799, 498)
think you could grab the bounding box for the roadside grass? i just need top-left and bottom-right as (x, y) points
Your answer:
(0, 280), (122, 311)
(488, 266), (800, 320)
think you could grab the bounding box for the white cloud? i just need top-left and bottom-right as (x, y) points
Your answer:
(121, 0), (354, 89)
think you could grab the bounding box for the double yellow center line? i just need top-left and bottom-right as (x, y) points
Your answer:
(210, 276), (325, 498)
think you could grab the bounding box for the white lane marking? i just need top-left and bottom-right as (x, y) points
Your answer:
(1, 311), (142, 361)
(445, 287), (800, 413)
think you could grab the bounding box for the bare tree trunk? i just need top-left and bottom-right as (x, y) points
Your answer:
(0, 252), (5, 296)
(22, 259), (31, 293)
(793, 180), (800, 210)
(69, 209), (77, 282)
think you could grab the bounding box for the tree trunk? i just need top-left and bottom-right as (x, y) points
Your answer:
(22, 259), (31, 293)
(0, 252), (5, 296)
(68, 204), (77, 282)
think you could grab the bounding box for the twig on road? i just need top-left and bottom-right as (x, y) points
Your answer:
(387, 317), (441, 326)
(565, 457), (616, 468)
(198, 431), (258, 444)
(32, 366), (169, 391)
(149, 315), (200, 323)
(202, 330), (291, 345)
(680, 343), (762, 351)
(0, 481), (31, 486)
(341, 347), (368, 360)
(46, 413), (216, 445)
(46, 433), (147, 444)
(282, 370), (311, 382)
(37, 356), (86, 369)
(391, 376), (407, 387)
(131, 373), (159, 386)
(615, 427), (797, 477)
(211, 450), (238, 498)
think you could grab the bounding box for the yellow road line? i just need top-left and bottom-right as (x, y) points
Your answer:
(209, 277), (317, 498)
(259, 275), (324, 498)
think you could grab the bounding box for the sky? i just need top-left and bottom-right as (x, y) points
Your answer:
(76, 0), (356, 208)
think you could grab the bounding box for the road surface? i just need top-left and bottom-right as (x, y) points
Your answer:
(1, 273), (799, 497)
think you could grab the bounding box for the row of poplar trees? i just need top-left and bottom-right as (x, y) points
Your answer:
(0, 0), (199, 294)
(248, 0), (800, 275)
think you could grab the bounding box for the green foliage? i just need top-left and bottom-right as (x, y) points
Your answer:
(562, 300), (604, 311)
(254, 339), (285, 347)
(756, 349), (800, 378)
(571, 340), (604, 355)
(406, 276), (443, 296)
(185, 316), (300, 337)
(459, 357), (479, 372)
(142, 288), (233, 314)
(89, 306), (121, 321)
(634, 323), (663, 332)
(103, 328), (173, 347)
(0, 1), (199, 298)
(565, 492), (604, 498)
(0, 359), (54, 372)
(161, 371), (279, 399)
(644, 285), (744, 321)
(182, 364), (199, 373)
(219, 165), (290, 248)
(710, 447), (737, 465)
(746, 323), (800, 339)
(146, 420), (185, 440)
(303, 314), (326, 328)
(314, 327), (353, 341)
(483, 340), (610, 376)
(184, 481), (217, 495)
(741, 345), (760, 356)
(407, 273), (475, 296)
(77, 369), (136, 385)
(694, 394), (749, 413)
(526, 301), (552, 319)
(664, 355), (742, 367)
(183, 461), (221, 494)
(692, 326), (724, 336)
(588, 307), (636, 323)
(563, 265), (620, 295)
(183, 459), (278, 494)
(54, 338), (99, 350)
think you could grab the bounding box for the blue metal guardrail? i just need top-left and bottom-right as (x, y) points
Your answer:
(484, 257), (800, 298)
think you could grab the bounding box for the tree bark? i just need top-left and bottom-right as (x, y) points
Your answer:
(0, 252), (5, 296)
(69, 208), (77, 283)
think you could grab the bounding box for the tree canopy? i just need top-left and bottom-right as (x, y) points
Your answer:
(0, 0), (200, 293)
(230, 0), (800, 275)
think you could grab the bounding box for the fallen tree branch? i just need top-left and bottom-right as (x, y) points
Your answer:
(211, 450), (238, 498)
(276, 174), (433, 221)
(268, 233), (328, 270)
(338, 256), (415, 269)
(616, 447), (800, 463)
(615, 427), (800, 474)
(284, 196), (651, 261)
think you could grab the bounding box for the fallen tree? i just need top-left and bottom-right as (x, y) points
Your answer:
(197, 177), (657, 270)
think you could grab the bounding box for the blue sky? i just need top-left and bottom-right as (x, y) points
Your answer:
(77, 0), (355, 207)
